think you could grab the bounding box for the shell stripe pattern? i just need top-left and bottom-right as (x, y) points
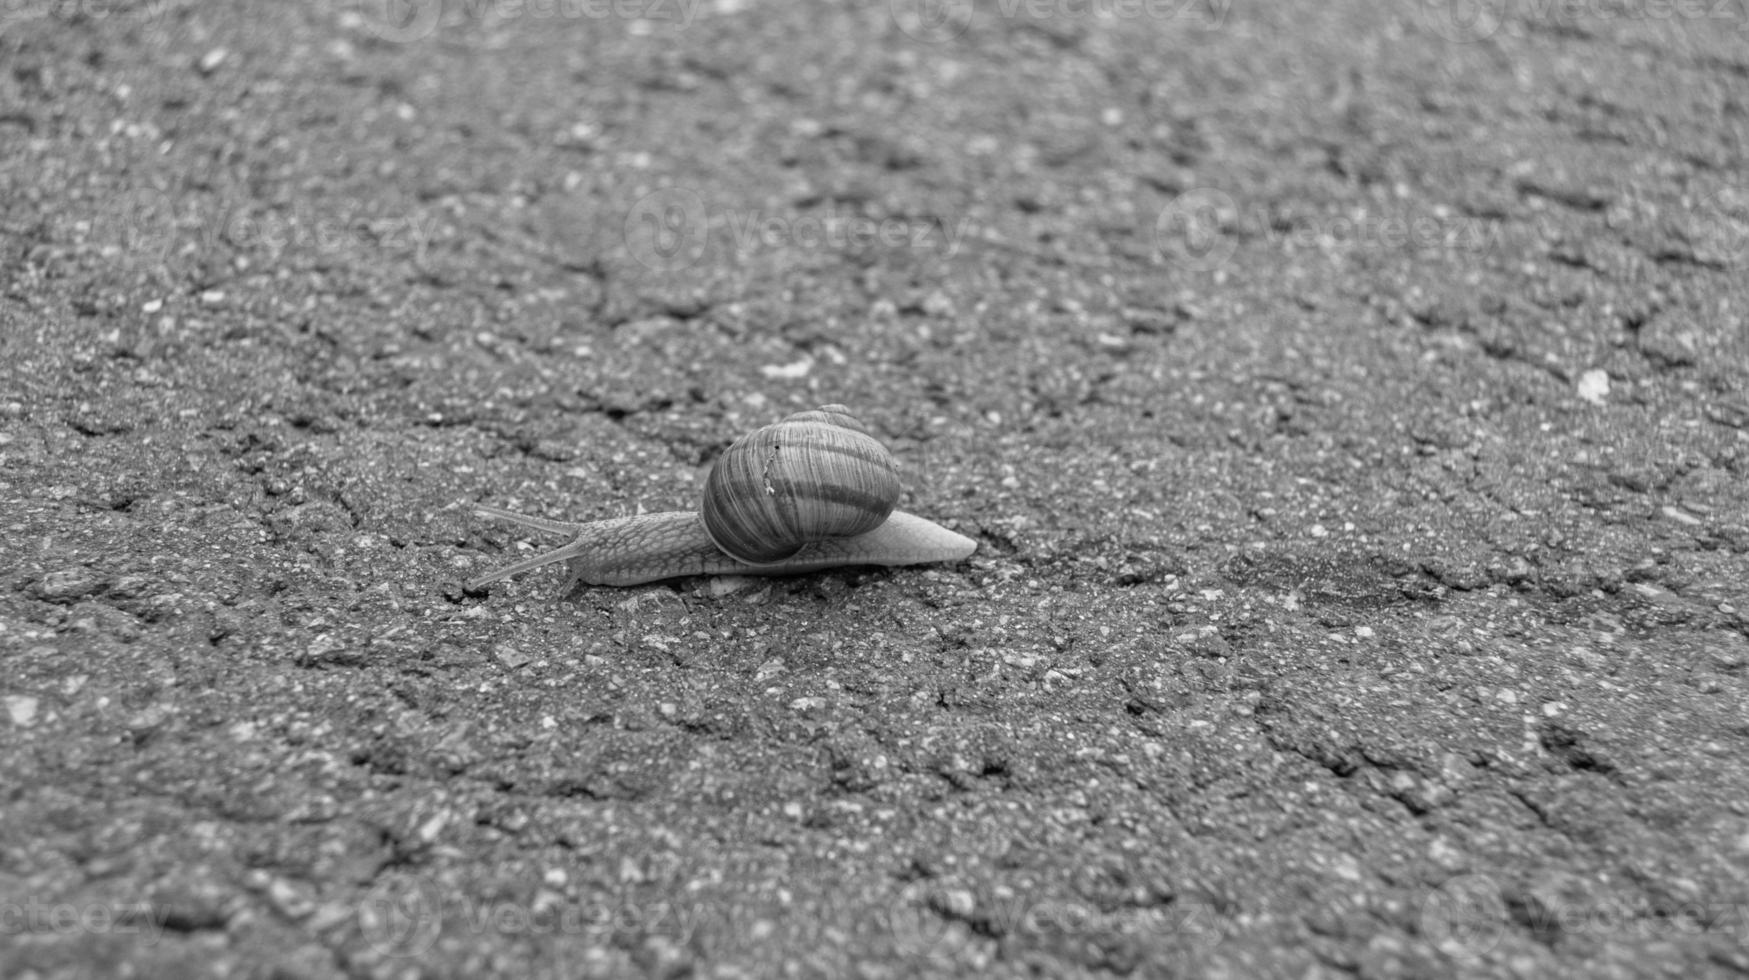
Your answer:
(769, 439), (897, 518)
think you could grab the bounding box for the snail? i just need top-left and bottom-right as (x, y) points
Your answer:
(467, 405), (976, 590)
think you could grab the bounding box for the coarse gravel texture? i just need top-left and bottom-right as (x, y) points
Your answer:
(3, 1), (1748, 978)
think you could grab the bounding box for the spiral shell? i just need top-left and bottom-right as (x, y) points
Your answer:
(700, 405), (902, 565)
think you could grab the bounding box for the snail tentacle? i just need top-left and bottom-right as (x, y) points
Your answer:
(472, 504), (583, 537)
(465, 506), (593, 589)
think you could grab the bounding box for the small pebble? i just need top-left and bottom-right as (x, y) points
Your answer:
(921, 290), (955, 317)
(32, 568), (105, 603)
(5, 696), (38, 727)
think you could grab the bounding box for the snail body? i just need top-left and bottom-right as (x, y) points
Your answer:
(469, 405), (975, 589)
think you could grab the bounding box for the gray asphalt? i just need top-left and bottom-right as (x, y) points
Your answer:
(2, 1), (1746, 977)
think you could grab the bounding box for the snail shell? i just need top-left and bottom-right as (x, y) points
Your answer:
(701, 405), (901, 565)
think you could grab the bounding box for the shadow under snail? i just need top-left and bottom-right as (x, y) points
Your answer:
(467, 405), (977, 590)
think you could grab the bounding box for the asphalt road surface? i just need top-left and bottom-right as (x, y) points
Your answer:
(2, 1), (1747, 977)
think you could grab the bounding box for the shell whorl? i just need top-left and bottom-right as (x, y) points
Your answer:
(699, 404), (902, 565)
